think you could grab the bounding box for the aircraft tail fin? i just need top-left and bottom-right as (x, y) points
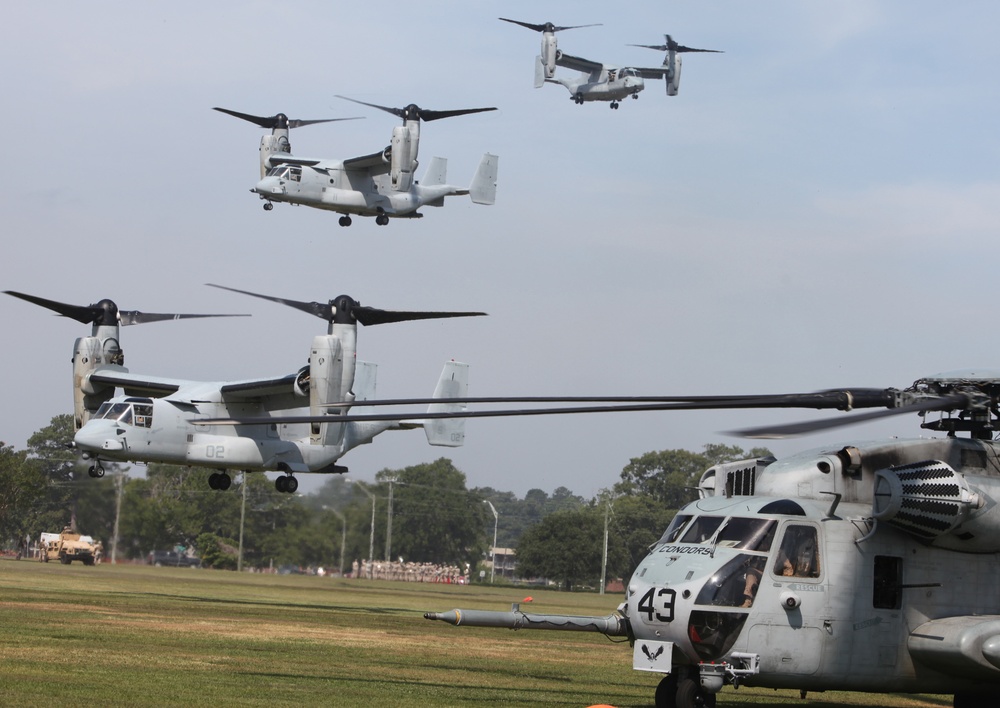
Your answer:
(534, 55), (545, 88)
(421, 157), (448, 187)
(469, 153), (498, 205)
(423, 361), (469, 447)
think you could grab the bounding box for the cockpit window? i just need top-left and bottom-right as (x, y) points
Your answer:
(773, 525), (820, 578)
(265, 165), (301, 181)
(680, 516), (725, 544)
(695, 553), (768, 608)
(95, 401), (152, 428)
(714, 518), (776, 552)
(656, 514), (692, 545)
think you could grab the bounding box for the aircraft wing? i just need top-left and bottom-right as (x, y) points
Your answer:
(219, 373), (301, 400)
(88, 368), (185, 397)
(555, 52), (605, 79)
(266, 155), (322, 168)
(343, 147), (391, 172)
(633, 66), (670, 80)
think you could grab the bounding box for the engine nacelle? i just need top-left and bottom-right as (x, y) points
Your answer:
(260, 132), (291, 178)
(308, 335), (351, 447)
(872, 460), (1000, 552)
(541, 34), (558, 78)
(72, 336), (117, 429)
(667, 55), (682, 96)
(390, 124), (418, 191)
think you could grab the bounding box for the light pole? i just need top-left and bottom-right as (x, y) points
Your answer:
(350, 480), (377, 579)
(485, 500), (498, 584)
(324, 506), (347, 577)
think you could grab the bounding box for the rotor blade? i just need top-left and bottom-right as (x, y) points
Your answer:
(352, 306), (487, 327)
(5, 290), (104, 324)
(674, 46), (724, 54)
(196, 389), (903, 426)
(730, 394), (970, 439)
(206, 284), (334, 320)
(117, 311), (250, 326)
(498, 18), (602, 33)
(335, 96), (496, 123)
(213, 107), (357, 130)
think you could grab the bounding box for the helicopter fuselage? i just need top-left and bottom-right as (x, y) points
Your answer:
(549, 68), (645, 105)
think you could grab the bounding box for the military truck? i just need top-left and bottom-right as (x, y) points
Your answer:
(39, 529), (96, 565)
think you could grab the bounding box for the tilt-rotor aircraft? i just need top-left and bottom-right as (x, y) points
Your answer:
(499, 18), (721, 108)
(215, 103), (498, 226)
(5, 288), (481, 493)
(237, 372), (1000, 707)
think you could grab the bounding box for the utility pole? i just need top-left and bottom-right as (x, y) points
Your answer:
(350, 480), (377, 578)
(384, 477), (397, 561)
(237, 472), (247, 572)
(110, 466), (125, 564)
(485, 500), (499, 583)
(600, 499), (611, 595)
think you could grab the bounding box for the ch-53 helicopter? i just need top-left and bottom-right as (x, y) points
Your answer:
(499, 18), (721, 108)
(284, 372), (1000, 708)
(215, 101), (498, 226)
(4, 287), (482, 493)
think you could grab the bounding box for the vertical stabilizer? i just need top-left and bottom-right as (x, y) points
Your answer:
(424, 361), (469, 447)
(469, 154), (499, 205)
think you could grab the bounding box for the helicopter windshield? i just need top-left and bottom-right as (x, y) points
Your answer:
(265, 165), (301, 182)
(94, 399), (153, 428)
(656, 515), (692, 545)
(680, 516), (725, 544)
(714, 518), (776, 552)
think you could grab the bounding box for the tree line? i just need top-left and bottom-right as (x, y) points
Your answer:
(1, 414), (769, 588)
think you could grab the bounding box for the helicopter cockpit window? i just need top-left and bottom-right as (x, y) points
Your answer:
(773, 525), (820, 578)
(95, 401), (153, 428)
(288, 166), (302, 182)
(133, 403), (153, 428)
(714, 518), (777, 552)
(265, 165), (287, 178)
(656, 515), (692, 545)
(99, 402), (133, 426)
(695, 554), (768, 608)
(680, 516), (725, 544)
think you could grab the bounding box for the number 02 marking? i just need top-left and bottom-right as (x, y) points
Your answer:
(638, 587), (676, 623)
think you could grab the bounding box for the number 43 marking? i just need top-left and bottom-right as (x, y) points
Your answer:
(638, 587), (676, 623)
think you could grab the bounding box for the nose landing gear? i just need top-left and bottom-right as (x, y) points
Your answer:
(655, 672), (716, 708)
(208, 471), (232, 490)
(338, 215), (352, 227)
(88, 463), (105, 478)
(263, 202), (274, 211)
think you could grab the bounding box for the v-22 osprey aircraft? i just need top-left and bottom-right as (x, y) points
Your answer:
(215, 102), (498, 226)
(5, 287), (482, 493)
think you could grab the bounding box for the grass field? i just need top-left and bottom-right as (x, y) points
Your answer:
(0, 560), (953, 707)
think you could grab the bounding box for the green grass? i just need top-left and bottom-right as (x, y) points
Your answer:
(0, 560), (952, 707)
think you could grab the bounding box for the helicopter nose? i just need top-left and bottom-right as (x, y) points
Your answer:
(74, 420), (125, 452)
(254, 176), (285, 196)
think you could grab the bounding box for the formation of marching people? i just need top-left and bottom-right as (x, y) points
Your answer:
(351, 558), (470, 584)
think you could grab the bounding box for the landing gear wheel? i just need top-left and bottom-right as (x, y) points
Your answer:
(338, 215), (352, 227)
(285, 476), (298, 493)
(675, 677), (715, 708)
(275, 475), (287, 493)
(375, 214), (389, 226)
(218, 473), (232, 491)
(263, 202), (274, 211)
(655, 674), (678, 708)
(89, 464), (105, 478)
(610, 101), (619, 109)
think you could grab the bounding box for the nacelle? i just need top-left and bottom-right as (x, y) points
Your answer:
(541, 35), (558, 78)
(293, 365), (310, 397)
(259, 132), (291, 178)
(73, 336), (119, 429)
(390, 125), (418, 191)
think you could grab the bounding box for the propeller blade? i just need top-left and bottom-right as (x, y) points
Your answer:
(213, 107), (359, 130)
(498, 18), (602, 33)
(335, 96), (496, 123)
(6, 290), (248, 327)
(207, 284), (486, 326)
(730, 394), (970, 439)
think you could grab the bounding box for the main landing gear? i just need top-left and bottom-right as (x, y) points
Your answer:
(655, 673), (716, 708)
(375, 214), (390, 226)
(275, 474), (298, 494)
(208, 472), (232, 490)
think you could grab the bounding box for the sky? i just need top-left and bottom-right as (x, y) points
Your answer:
(2, 2), (1000, 499)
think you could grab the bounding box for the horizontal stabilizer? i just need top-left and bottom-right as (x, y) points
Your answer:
(469, 154), (499, 205)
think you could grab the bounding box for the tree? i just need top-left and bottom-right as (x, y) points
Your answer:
(515, 507), (606, 590)
(0, 443), (48, 549)
(375, 458), (488, 566)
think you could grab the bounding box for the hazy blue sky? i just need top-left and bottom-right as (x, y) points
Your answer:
(3, 2), (999, 498)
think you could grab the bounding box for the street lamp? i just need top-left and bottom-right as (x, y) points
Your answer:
(348, 479), (376, 579)
(484, 500), (498, 584)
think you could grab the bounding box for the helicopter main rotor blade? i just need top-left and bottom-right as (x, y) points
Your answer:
(197, 389), (908, 426)
(207, 284), (486, 326)
(335, 96), (496, 123)
(212, 107), (359, 130)
(498, 18), (602, 33)
(5, 290), (249, 327)
(730, 394), (971, 439)
(628, 41), (723, 54)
